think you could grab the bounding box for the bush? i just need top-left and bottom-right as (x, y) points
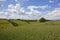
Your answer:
(39, 18), (46, 22)
(11, 22), (18, 26)
(8, 20), (18, 26)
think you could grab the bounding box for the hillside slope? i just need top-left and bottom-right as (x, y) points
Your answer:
(0, 20), (60, 40)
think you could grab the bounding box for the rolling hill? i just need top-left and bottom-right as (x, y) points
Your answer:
(0, 20), (60, 40)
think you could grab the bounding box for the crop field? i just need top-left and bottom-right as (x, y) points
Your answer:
(0, 20), (60, 40)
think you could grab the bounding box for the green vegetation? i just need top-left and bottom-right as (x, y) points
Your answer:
(8, 20), (18, 26)
(39, 18), (46, 22)
(0, 19), (60, 40)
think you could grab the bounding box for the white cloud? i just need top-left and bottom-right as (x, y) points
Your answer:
(15, 0), (28, 3)
(58, 3), (60, 6)
(49, 0), (55, 3)
(15, 0), (18, 2)
(0, 4), (25, 19)
(28, 6), (38, 11)
(15, 0), (28, 2)
(26, 10), (41, 20)
(8, 4), (14, 9)
(45, 8), (60, 20)
(28, 5), (50, 11)
(7, 4), (26, 19)
(8, 4), (24, 13)
(39, 5), (50, 9)
(0, 0), (6, 7)
(0, 3), (41, 20)
(0, 12), (7, 19)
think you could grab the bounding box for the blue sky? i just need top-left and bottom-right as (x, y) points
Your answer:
(0, 0), (60, 20)
(1, 0), (60, 11)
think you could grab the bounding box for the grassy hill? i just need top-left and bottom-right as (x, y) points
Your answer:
(0, 20), (60, 40)
(0, 20), (13, 28)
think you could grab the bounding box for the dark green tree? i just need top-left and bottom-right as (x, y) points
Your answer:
(39, 18), (46, 22)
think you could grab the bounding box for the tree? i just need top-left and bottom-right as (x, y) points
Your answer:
(39, 18), (46, 22)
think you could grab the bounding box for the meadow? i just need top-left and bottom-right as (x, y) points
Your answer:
(0, 20), (60, 40)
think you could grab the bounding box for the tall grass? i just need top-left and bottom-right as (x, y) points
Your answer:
(0, 20), (60, 40)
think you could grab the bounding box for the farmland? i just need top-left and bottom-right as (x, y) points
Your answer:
(0, 20), (60, 40)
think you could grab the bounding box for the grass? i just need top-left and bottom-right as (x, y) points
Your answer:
(0, 20), (60, 40)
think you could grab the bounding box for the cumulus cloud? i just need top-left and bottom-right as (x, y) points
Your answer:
(0, 4), (25, 19)
(8, 4), (24, 13)
(0, 3), (41, 20)
(49, 0), (55, 3)
(28, 6), (38, 11)
(7, 4), (26, 19)
(28, 5), (50, 11)
(45, 8), (60, 20)
(39, 5), (50, 9)
(0, 12), (6, 19)
(26, 10), (41, 20)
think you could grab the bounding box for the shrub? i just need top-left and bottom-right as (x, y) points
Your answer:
(39, 18), (46, 22)
(8, 20), (18, 26)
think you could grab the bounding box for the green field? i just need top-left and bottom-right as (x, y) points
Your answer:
(0, 20), (60, 40)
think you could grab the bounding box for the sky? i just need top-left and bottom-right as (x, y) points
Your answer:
(0, 0), (60, 20)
